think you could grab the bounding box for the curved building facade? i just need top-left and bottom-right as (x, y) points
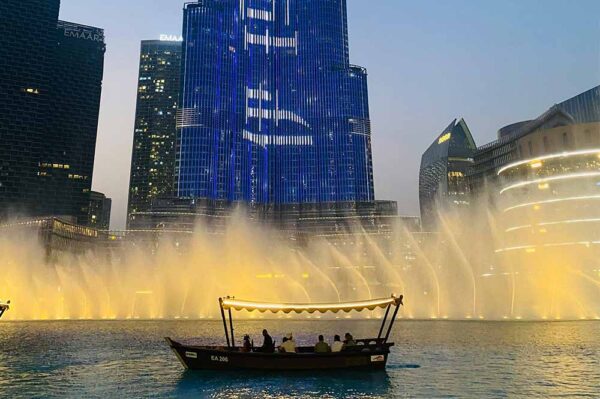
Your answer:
(496, 136), (600, 255)
(469, 86), (600, 193)
(483, 86), (600, 255)
(492, 140), (600, 318)
(489, 88), (600, 319)
(177, 0), (374, 205)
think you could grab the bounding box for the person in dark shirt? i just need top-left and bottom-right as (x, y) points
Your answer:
(314, 335), (331, 353)
(259, 329), (274, 353)
(343, 332), (357, 349)
(241, 334), (252, 352)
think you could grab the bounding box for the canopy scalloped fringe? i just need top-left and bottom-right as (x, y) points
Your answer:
(220, 295), (402, 314)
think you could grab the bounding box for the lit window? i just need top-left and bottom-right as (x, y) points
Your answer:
(530, 161), (542, 169)
(438, 132), (451, 144)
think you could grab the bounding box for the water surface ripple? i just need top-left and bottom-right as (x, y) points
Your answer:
(0, 320), (598, 398)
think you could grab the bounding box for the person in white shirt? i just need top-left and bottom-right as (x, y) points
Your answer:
(331, 334), (343, 352)
(279, 337), (296, 353)
(286, 333), (295, 344)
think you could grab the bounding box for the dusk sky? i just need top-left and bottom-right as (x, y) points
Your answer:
(59, 0), (600, 229)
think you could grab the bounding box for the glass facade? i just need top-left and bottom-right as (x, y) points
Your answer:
(0, 0), (61, 217)
(44, 21), (106, 225)
(128, 40), (182, 224)
(0, 1), (105, 224)
(176, 0), (374, 205)
(87, 191), (112, 230)
(419, 118), (476, 231)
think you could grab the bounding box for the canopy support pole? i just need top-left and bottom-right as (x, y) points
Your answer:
(377, 304), (391, 340)
(228, 308), (235, 348)
(383, 302), (401, 343)
(219, 298), (231, 348)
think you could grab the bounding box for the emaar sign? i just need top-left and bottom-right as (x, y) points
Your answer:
(63, 26), (104, 42)
(160, 34), (183, 42)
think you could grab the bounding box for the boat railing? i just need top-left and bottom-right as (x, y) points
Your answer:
(226, 341), (393, 354)
(173, 339), (392, 354)
(294, 341), (393, 354)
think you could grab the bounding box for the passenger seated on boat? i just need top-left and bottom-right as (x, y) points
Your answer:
(279, 336), (297, 353)
(257, 329), (275, 353)
(241, 335), (252, 352)
(331, 335), (343, 352)
(343, 332), (357, 349)
(314, 335), (331, 353)
(286, 332), (295, 345)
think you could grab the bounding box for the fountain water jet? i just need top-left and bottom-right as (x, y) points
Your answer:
(0, 190), (599, 321)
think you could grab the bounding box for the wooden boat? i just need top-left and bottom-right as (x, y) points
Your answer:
(0, 300), (9, 319)
(166, 294), (403, 371)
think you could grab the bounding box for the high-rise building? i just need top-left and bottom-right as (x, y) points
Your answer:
(419, 118), (476, 231)
(87, 191), (112, 230)
(42, 21), (106, 225)
(0, 0), (105, 224)
(0, 0), (61, 218)
(127, 39), (182, 225)
(177, 0), (374, 205)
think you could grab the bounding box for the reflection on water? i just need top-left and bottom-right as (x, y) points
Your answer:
(177, 369), (393, 398)
(0, 320), (598, 398)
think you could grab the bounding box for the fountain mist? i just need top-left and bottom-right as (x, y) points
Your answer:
(0, 196), (599, 321)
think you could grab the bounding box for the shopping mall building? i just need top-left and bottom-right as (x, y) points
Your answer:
(470, 86), (600, 258)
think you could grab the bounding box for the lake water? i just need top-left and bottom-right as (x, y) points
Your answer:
(0, 320), (598, 398)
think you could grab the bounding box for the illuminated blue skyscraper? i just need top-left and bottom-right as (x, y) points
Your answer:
(177, 0), (374, 205)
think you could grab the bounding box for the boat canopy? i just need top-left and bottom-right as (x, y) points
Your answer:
(220, 295), (403, 314)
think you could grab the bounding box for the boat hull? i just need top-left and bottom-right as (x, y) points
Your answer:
(0, 304), (8, 319)
(166, 338), (391, 371)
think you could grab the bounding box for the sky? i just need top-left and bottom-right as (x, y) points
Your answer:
(59, 0), (600, 230)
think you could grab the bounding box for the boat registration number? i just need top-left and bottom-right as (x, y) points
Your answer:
(370, 355), (385, 362)
(185, 351), (198, 359)
(211, 355), (229, 363)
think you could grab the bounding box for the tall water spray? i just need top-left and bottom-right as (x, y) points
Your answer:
(0, 195), (599, 321)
